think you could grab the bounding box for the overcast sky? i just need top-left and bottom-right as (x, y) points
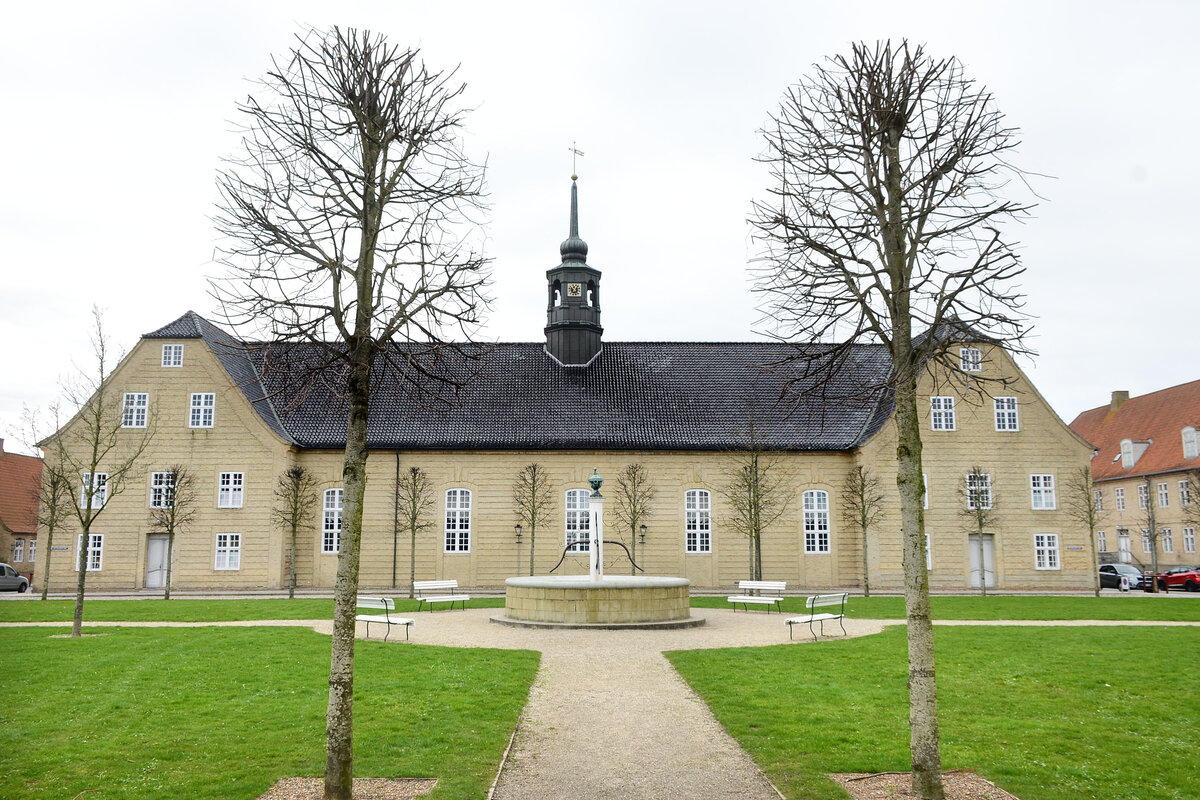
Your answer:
(2, 1), (1197, 455)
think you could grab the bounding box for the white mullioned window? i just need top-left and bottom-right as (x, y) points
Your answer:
(189, 392), (215, 428)
(1142, 529), (1152, 553)
(122, 392), (148, 428)
(1097, 531), (1107, 552)
(150, 471), (176, 509)
(1183, 427), (1198, 459)
(1185, 527), (1196, 554)
(162, 344), (184, 367)
(1094, 489), (1104, 512)
(966, 473), (992, 510)
(218, 472), (244, 508)
(565, 489), (590, 552)
(1034, 533), (1060, 570)
(1158, 482), (1169, 507)
(322, 489), (343, 554)
(960, 347), (982, 372)
(803, 490), (831, 553)
(214, 533), (241, 570)
(75, 533), (103, 571)
(1161, 528), (1173, 554)
(444, 489), (471, 552)
(1115, 487), (1125, 511)
(1180, 480), (1192, 508)
(12, 539), (23, 562)
(1137, 483), (1148, 509)
(923, 473), (929, 509)
(1030, 474), (1056, 510)
(685, 489), (712, 553)
(994, 397), (1019, 431)
(925, 533), (932, 570)
(28, 539), (35, 563)
(930, 396), (956, 431)
(80, 472), (108, 510)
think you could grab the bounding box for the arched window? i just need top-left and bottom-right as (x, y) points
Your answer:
(552, 279), (562, 307)
(685, 490), (711, 553)
(802, 490), (830, 553)
(445, 489), (472, 552)
(586, 279), (597, 307)
(565, 489), (590, 552)
(1183, 427), (1198, 460)
(323, 489), (343, 554)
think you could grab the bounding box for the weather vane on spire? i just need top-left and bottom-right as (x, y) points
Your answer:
(568, 142), (584, 179)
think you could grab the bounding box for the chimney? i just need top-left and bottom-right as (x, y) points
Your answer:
(1111, 391), (1130, 412)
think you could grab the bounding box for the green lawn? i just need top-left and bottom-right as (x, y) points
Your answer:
(667, 626), (1200, 800)
(0, 597), (504, 623)
(0, 626), (538, 800)
(691, 593), (1200, 621)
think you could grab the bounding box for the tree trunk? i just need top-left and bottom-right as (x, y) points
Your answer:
(289, 523), (297, 600)
(72, 531), (88, 638)
(861, 520), (871, 597)
(393, 451), (400, 590)
(529, 525), (536, 577)
(977, 528), (987, 598)
(409, 522), (416, 600)
(40, 528), (53, 601)
(1089, 526), (1100, 598)
(164, 531), (175, 600)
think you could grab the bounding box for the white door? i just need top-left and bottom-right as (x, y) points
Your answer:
(1118, 530), (1131, 563)
(146, 535), (169, 589)
(967, 534), (996, 588)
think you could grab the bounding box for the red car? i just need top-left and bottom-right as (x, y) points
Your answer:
(1154, 566), (1200, 592)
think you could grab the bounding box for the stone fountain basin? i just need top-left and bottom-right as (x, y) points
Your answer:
(494, 575), (703, 629)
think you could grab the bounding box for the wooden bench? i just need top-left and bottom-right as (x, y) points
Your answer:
(786, 592), (849, 640)
(356, 596), (414, 641)
(727, 580), (786, 612)
(413, 579), (470, 611)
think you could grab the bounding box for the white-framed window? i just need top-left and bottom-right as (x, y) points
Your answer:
(1137, 483), (1148, 510)
(1185, 527), (1196, 554)
(1097, 531), (1107, 552)
(925, 533), (932, 570)
(1141, 529), (1152, 553)
(1115, 487), (1125, 511)
(162, 344), (184, 367)
(1120, 439), (1135, 468)
(214, 533), (241, 570)
(685, 489), (712, 553)
(150, 471), (176, 509)
(122, 392), (148, 428)
(960, 347), (982, 372)
(80, 472), (108, 510)
(75, 533), (103, 571)
(27, 539), (35, 564)
(218, 472), (244, 508)
(994, 397), (1019, 431)
(12, 538), (23, 562)
(1034, 533), (1060, 570)
(1030, 474), (1056, 510)
(189, 392), (215, 428)
(1161, 528), (1173, 554)
(565, 489), (591, 552)
(1094, 489), (1104, 512)
(1158, 482), (1169, 508)
(1180, 480), (1192, 508)
(322, 489), (343, 554)
(930, 396), (956, 431)
(1183, 427), (1198, 460)
(803, 490), (831, 553)
(444, 489), (471, 552)
(1118, 530), (1131, 562)
(966, 473), (992, 510)
(923, 473), (929, 509)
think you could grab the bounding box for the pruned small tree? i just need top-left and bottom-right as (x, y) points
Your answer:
(272, 464), (320, 599)
(147, 465), (196, 600)
(750, 40), (1034, 797)
(841, 465), (885, 596)
(513, 463), (552, 576)
(611, 463), (655, 574)
(959, 466), (997, 597)
(1183, 471), (1200, 531)
(1063, 466), (1105, 597)
(396, 466), (434, 597)
(720, 425), (791, 581)
(41, 308), (153, 636)
(21, 404), (72, 601)
(1142, 476), (1161, 591)
(212, 26), (491, 799)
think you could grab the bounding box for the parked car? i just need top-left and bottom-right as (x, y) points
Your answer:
(1154, 566), (1200, 592)
(0, 563), (29, 593)
(1099, 563), (1144, 590)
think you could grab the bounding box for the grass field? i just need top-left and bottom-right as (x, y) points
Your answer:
(667, 625), (1200, 800)
(0, 597), (505, 623)
(0, 626), (538, 800)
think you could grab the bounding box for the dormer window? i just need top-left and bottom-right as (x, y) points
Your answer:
(1120, 439), (1134, 468)
(1184, 427), (1198, 460)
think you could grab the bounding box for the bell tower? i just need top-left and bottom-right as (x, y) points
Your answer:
(544, 176), (603, 366)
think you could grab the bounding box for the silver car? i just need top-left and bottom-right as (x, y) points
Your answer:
(0, 563), (29, 592)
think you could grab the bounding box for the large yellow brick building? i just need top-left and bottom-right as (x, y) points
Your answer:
(41, 186), (1094, 593)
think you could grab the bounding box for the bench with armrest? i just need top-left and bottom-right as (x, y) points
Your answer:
(413, 579), (470, 611)
(355, 596), (414, 641)
(786, 592), (848, 640)
(727, 580), (787, 612)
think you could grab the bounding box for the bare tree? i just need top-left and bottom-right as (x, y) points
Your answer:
(146, 466), (196, 600)
(20, 405), (72, 601)
(611, 463), (655, 574)
(1142, 476), (1162, 591)
(41, 309), (153, 636)
(959, 466), (997, 597)
(272, 464), (319, 599)
(1063, 466), (1105, 597)
(395, 466), (434, 598)
(512, 463), (553, 576)
(1183, 471), (1200, 531)
(749, 41), (1033, 798)
(720, 426), (792, 581)
(841, 464), (885, 597)
(212, 27), (490, 800)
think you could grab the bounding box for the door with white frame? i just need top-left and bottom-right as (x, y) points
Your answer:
(146, 534), (170, 589)
(1117, 529), (1132, 564)
(967, 534), (996, 588)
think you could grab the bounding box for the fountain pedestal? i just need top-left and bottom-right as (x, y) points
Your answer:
(492, 575), (704, 630)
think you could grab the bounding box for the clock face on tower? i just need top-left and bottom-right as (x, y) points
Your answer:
(566, 282), (583, 298)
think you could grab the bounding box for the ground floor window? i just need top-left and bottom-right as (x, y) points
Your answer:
(215, 533), (241, 570)
(685, 489), (711, 553)
(1141, 529), (1152, 554)
(565, 489), (590, 552)
(11, 538), (23, 562)
(1034, 534), (1060, 570)
(323, 489), (343, 553)
(1097, 530), (1106, 552)
(1161, 528), (1173, 553)
(803, 490), (830, 553)
(1185, 527), (1196, 554)
(445, 489), (471, 552)
(27, 539), (35, 563)
(75, 533), (103, 571)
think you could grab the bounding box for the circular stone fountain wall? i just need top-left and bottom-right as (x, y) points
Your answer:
(493, 575), (704, 629)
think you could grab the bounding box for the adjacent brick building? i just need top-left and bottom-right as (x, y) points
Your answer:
(0, 439), (42, 584)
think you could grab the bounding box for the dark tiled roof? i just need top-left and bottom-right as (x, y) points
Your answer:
(144, 311), (207, 339)
(1070, 380), (1200, 480)
(0, 446), (42, 535)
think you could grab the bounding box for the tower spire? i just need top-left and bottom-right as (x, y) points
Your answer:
(559, 176), (589, 262)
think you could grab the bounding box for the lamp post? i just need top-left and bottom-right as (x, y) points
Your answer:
(515, 523), (523, 577)
(588, 469), (604, 581)
(639, 524), (647, 544)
